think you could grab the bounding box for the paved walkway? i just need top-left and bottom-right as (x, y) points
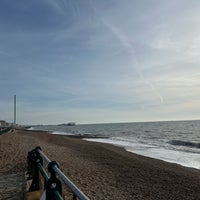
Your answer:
(0, 173), (26, 200)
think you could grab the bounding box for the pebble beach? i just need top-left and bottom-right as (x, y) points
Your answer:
(0, 129), (200, 200)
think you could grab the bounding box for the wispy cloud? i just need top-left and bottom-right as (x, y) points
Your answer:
(101, 19), (164, 104)
(1, 0), (200, 124)
(44, 0), (67, 14)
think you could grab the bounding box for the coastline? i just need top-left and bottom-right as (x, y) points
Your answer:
(1, 129), (200, 200)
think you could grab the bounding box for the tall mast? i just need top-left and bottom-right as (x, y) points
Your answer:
(14, 95), (16, 125)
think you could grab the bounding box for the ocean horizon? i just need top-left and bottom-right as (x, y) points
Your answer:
(30, 120), (200, 170)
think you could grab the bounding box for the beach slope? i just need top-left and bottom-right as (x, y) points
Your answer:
(0, 130), (200, 200)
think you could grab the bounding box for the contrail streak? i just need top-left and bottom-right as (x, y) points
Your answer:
(102, 19), (164, 104)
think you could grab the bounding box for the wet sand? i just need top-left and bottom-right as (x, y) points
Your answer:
(0, 129), (200, 200)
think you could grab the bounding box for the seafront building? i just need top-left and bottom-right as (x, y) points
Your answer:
(0, 120), (9, 127)
(0, 120), (12, 133)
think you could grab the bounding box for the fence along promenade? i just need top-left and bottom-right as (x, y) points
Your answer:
(27, 146), (89, 200)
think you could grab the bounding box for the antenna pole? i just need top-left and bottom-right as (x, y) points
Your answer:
(14, 95), (16, 125)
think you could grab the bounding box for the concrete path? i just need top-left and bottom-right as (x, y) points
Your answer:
(0, 173), (26, 200)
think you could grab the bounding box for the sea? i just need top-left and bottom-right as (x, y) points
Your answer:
(30, 120), (200, 170)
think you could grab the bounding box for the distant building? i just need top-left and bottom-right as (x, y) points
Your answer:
(0, 120), (9, 127)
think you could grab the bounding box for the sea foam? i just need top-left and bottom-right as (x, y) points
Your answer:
(85, 138), (200, 169)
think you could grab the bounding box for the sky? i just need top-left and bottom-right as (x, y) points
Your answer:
(1, 0), (200, 125)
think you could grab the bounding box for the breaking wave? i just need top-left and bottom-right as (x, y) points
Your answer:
(168, 140), (200, 149)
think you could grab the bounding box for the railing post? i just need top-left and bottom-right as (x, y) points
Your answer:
(46, 161), (63, 200)
(27, 146), (43, 192)
(27, 147), (89, 200)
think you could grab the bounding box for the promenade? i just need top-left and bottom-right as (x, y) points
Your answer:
(0, 173), (26, 200)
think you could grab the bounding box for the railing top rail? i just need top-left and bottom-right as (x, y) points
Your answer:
(37, 148), (89, 200)
(38, 149), (51, 163)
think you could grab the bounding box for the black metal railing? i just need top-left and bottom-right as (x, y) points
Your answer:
(27, 147), (89, 200)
